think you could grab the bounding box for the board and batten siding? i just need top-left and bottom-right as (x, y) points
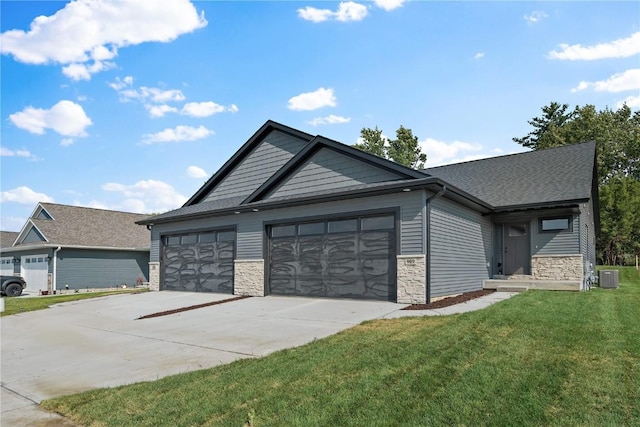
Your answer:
(266, 147), (403, 199)
(202, 130), (307, 203)
(530, 215), (579, 255)
(150, 191), (425, 262)
(430, 197), (492, 298)
(56, 249), (149, 290)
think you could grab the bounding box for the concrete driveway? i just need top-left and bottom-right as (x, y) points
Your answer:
(1, 292), (406, 425)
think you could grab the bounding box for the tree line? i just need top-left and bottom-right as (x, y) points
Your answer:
(354, 102), (640, 265)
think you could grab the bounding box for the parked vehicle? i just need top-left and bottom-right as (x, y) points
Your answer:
(1, 275), (27, 297)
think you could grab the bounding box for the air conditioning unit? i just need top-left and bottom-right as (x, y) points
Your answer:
(599, 270), (619, 289)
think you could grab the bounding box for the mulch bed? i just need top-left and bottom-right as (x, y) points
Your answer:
(137, 295), (251, 319)
(402, 289), (495, 310)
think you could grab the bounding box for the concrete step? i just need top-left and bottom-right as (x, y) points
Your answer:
(483, 279), (581, 291)
(496, 285), (529, 293)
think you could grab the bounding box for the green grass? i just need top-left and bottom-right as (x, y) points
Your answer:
(1, 288), (148, 316)
(43, 267), (640, 426)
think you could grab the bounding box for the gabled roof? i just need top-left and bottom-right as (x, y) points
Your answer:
(7, 203), (150, 250)
(243, 134), (427, 203)
(423, 141), (597, 210)
(184, 120), (315, 206)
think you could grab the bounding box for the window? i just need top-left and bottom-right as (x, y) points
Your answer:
(199, 232), (216, 243)
(299, 222), (324, 236)
(508, 224), (527, 237)
(218, 231), (236, 242)
(271, 225), (295, 238)
(361, 215), (394, 231)
(165, 236), (180, 246)
(181, 234), (197, 244)
(539, 216), (572, 232)
(328, 219), (357, 233)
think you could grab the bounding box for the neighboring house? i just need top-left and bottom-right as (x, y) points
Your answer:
(137, 120), (599, 303)
(0, 203), (150, 294)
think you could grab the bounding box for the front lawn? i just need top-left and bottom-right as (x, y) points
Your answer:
(43, 267), (640, 426)
(1, 288), (148, 316)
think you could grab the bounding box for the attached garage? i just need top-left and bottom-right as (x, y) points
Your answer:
(267, 214), (397, 301)
(162, 229), (235, 293)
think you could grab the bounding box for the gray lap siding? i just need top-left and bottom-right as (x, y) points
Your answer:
(429, 197), (493, 298)
(56, 249), (149, 289)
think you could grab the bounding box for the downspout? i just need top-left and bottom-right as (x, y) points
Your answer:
(52, 246), (62, 292)
(425, 184), (447, 303)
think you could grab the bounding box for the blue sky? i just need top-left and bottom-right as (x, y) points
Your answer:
(1, 0), (639, 232)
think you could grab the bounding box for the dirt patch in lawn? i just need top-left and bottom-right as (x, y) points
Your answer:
(402, 289), (495, 310)
(137, 295), (251, 319)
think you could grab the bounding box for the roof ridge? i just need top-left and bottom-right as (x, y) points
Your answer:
(40, 202), (150, 216)
(423, 140), (595, 171)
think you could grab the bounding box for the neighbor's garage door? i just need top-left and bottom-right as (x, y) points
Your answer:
(162, 230), (235, 293)
(21, 254), (49, 293)
(269, 214), (396, 301)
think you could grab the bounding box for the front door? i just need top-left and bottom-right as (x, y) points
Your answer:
(504, 223), (530, 275)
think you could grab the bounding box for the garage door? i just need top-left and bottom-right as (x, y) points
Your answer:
(1, 257), (14, 276)
(21, 254), (49, 293)
(269, 214), (396, 301)
(162, 230), (235, 293)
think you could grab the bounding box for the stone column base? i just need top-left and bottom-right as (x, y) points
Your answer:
(148, 262), (160, 291)
(531, 254), (583, 281)
(234, 259), (265, 297)
(397, 255), (426, 304)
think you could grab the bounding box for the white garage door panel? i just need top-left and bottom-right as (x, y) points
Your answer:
(1, 257), (14, 276)
(21, 254), (49, 293)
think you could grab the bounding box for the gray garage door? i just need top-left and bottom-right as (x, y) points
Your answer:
(269, 214), (396, 301)
(162, 230), (235, 293)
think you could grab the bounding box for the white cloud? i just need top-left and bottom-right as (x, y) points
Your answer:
(549, 32), (640, 60)
(0, 186), (54, 204)
(9, 100), (92, 137)
(419, 138), (489, 167)
(524, 10), (547, 24)
(181, 101), (238, 117)
(142, 125), (213, 144)
(119, 86), (186, 103)
(617, 95), (640, 109)
(298, 2), (368, 23)
(298, 6), (334, 23)
(288, 87), (337, 111)
(373, 0), (406, 11)
(109, 75), (134, 91)
(146, 104), (178, 118)
(0, 216), (27, 232)
(474, 52), (485, 60)
(335, 2), (369, 22)
(0, 147), (39, 160)
(0, 0), (207, 80)
(102, 179), (187, 213)
(186, 165), (208, 178)
(60, 138), (74, 147)
(572, 69), (640, 93)
(307, 115), (351, 126)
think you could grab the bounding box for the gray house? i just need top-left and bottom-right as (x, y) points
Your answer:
(138, 120), (599, 303)
(1, 203), (150, 294)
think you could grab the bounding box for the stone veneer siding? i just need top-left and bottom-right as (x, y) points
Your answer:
(397, 255), (426, 304)
(531, 254), (583, 280)
(234, 259), (265, 296)
(148, 262), (160, 291)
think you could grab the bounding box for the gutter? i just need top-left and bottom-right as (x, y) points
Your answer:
(425, 184), (447, 304)
(52, 246), (61, 291)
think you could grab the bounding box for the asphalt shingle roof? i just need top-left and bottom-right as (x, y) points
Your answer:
(0, 231), (19, 247)
(422, 141), (596, 208)
(15, 203), (150, 249)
